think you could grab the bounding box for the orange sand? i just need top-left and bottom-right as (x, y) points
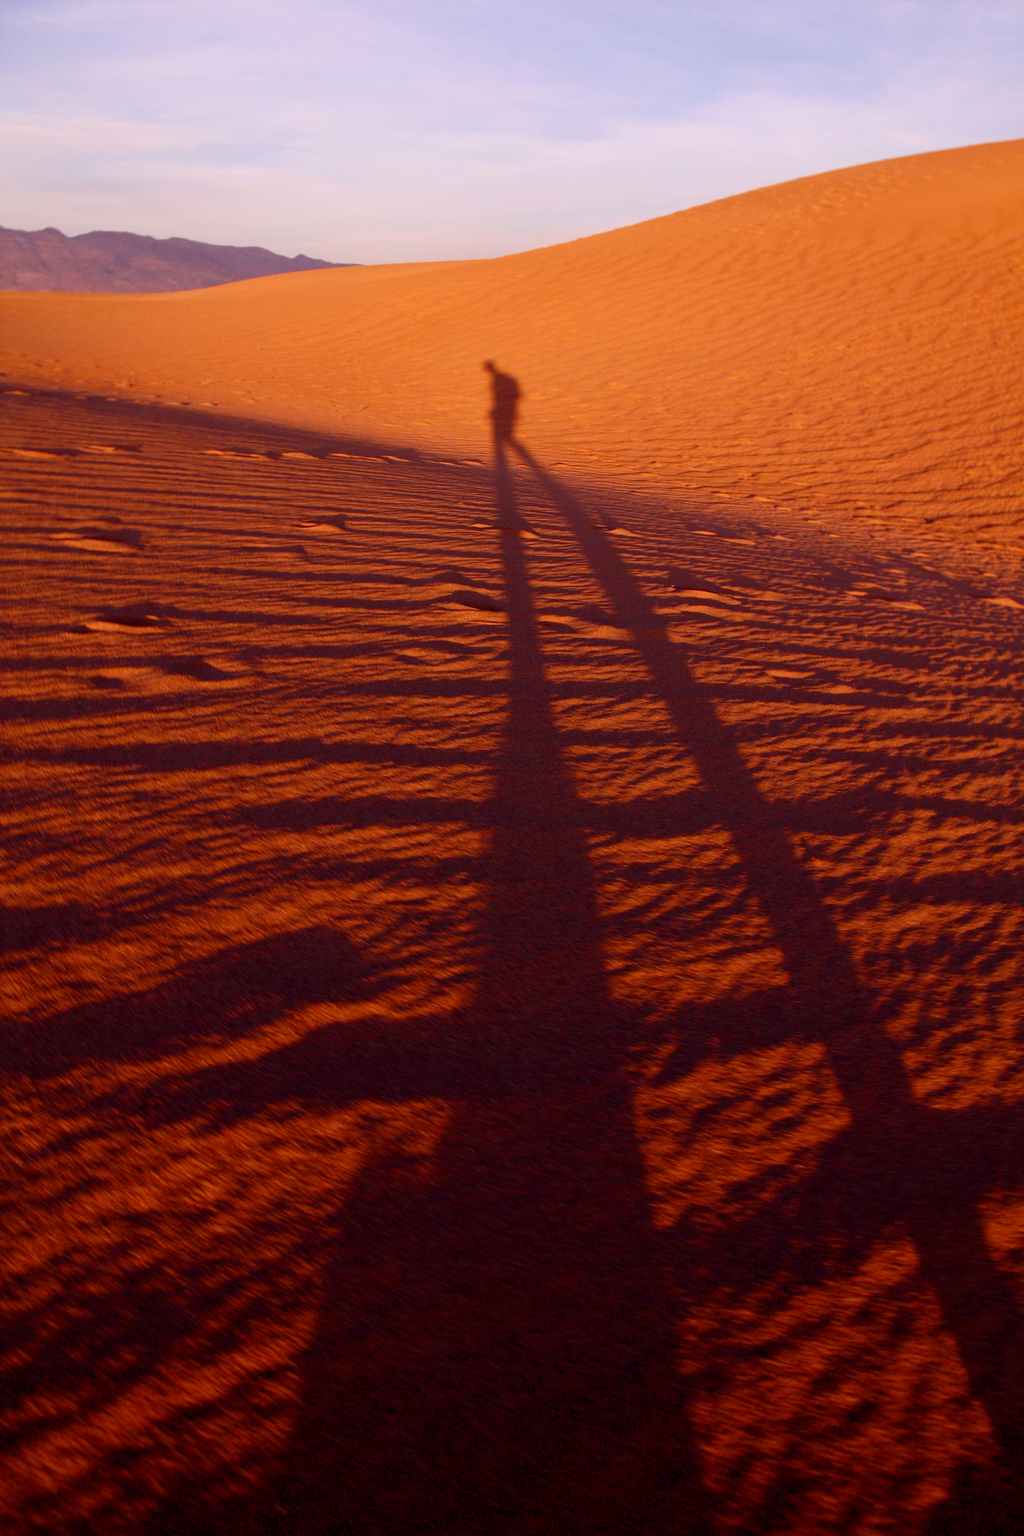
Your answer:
(2, 143), (1023, 1535)
(3, 140), (1022, 558)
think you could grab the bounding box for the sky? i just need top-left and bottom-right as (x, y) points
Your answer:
(2, 1), (1022, 263)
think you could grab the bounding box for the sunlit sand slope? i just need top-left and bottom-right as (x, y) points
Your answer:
(3, 140), (1022, 550)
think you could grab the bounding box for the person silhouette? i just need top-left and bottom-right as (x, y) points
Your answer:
(484, 360), (521, 442)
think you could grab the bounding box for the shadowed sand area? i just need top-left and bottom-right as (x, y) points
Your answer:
(2, 143), (1024, 1535)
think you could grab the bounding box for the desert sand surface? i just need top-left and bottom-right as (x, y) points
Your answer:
(3, 140), (1023, 567)
(1, 141), (1023, 1536)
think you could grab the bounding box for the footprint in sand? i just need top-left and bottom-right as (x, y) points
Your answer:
(155, 657), (240, 683)
(395, 642), (489, 665)
(420, 569), (502, 605)
(86, 657), (244, 692)
(297, 515), (348, 533)
(232, 540), (314, 562)
(812, 566), (856, 592)
(671, 601), (744, 622)
(80, 443), (142, 455)
(931, 571), (992, 599)
(663, 574), (744, 620)
(541, 604), (627, 640)
(10, 446), (81, 459)
(574, 603), (621, 629)
(688, 524), (758, 547)
(667, 566), (721, 593)
(591, 511), (636, 535)
(493, 519), (540, 538)
(435, 566), (485, 587)
(72, 604), (165, 632)
(765, 667), (857, 696)
(438, 588), (506, 614)
(52, 524), (145, 554)
(395, 638), (484, 665)
(847, 585), (924, 610)
(468, 514), (537, 536)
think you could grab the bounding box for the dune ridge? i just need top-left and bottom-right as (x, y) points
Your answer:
(2, 141), (1023, 1534)
(2, 140), (1022, 557)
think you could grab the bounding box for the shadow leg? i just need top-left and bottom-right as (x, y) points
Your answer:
(512, 442), (1024, 1519)
(257, 439), (711, 1535)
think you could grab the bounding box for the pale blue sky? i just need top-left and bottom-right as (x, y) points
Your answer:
(2, 1), (1021, 261)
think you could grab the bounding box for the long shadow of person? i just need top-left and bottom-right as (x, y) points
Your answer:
(190, 421), (709, 1534)
(92, 399), (1019, 1534)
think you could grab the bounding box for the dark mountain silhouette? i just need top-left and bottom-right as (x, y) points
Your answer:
(0, 226), (356, 293)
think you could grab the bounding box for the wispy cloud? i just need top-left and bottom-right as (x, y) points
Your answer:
(2, 2), (1021, 258)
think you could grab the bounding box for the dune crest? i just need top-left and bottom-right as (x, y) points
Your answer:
(2, 140), (1022, 551)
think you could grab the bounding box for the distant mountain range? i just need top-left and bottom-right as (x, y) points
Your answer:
(0, 227), (355, 293)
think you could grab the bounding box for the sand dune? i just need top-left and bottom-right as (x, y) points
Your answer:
(3, 140), (1022, 558)
(2, 143), (1023, 1535)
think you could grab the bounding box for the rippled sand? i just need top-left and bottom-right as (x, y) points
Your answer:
(2, 141), (1023, 1535)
